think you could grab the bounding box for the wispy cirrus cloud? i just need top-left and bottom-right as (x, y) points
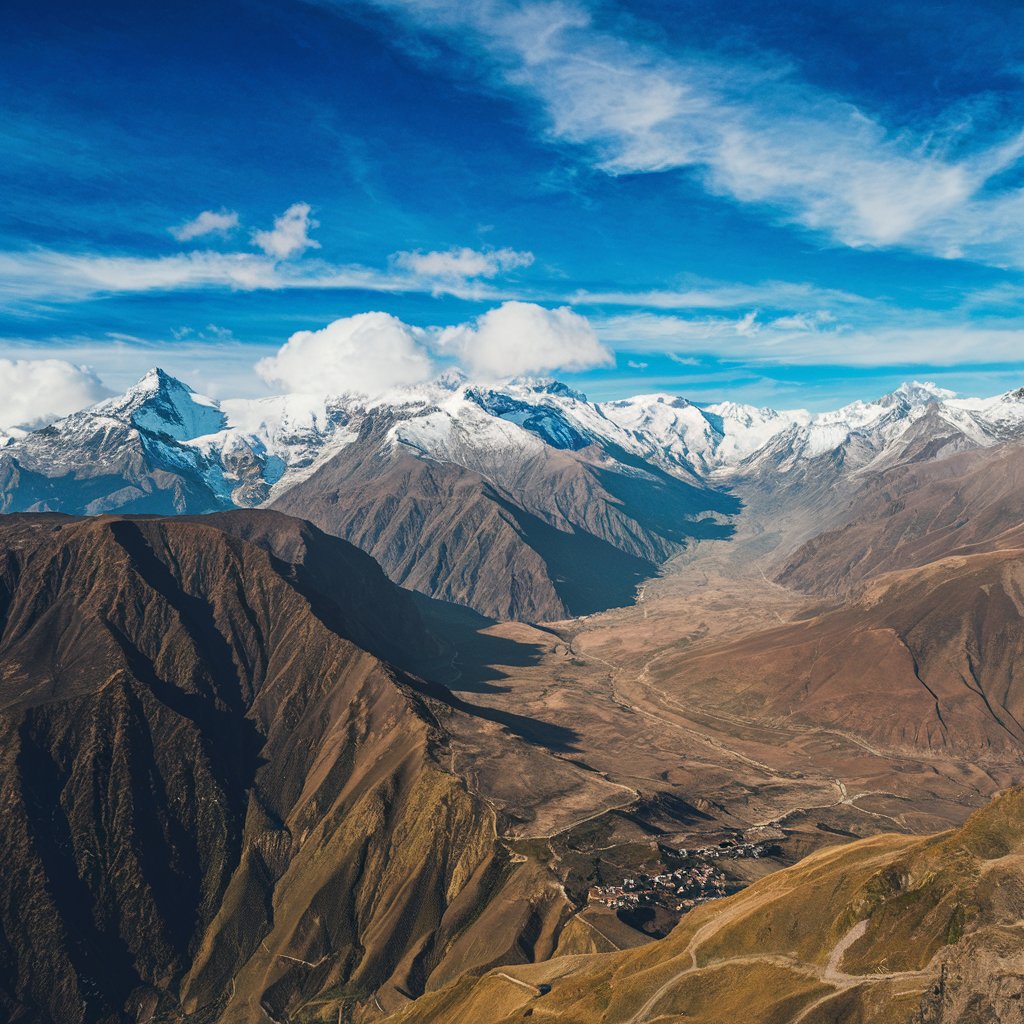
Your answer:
(348, 0), (1024, 266)
(0, 244), (529, 309)
(567, 281), (870, 312)
(594, 308), (1024, 367)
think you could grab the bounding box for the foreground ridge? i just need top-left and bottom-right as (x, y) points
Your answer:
(387, 788), (1024, 1024)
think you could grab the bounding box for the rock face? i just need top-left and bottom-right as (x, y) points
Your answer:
(387, 788), (1024, 1024)
(0, 369), (236, 514)
(0, 512), (566, 1024)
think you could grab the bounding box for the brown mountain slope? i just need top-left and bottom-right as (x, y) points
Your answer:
(271, 416), (737, 622)
(0, 512), (583, 1024)
(777, 440), (1024, 598)
(386, 786), (1024, 1024)
(644, 546), (1024, 761)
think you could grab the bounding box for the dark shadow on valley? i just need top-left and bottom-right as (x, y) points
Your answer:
(490, 494), (660, 617)
(403, 669), (582, 753)
(411, 592), (551, 694)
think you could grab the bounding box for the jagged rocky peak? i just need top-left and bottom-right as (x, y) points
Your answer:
(94, 366), (226, 441)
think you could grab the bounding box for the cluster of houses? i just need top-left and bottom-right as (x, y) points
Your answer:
(675, 839), (767, 861)
(587, 839), (769, 914)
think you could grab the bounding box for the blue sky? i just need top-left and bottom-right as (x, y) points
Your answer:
(3, 0), (1024, 413)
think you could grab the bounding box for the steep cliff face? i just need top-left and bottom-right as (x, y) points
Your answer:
(0, 513), (567, 1024)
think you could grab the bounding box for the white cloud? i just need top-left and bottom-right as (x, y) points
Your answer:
(393, 246), (534, 283)
(251, 203), (320, 260)
(355, 0), (1024, 266)
(254, 303), (610, 395)
(627, 359), (648, 369)
(255, 312), (435, 395)
(170, 209), (240, 242)
(437, 301), (612, 378)
(569, 281), (867, 311)
(0, 358), (110, 429)
(0, 335), (278, 400)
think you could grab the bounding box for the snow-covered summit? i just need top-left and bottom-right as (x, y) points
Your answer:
(92, 367), (226, 442)
(4, 368), (1024, 515)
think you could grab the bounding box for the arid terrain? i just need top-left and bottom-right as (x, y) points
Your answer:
(4, 381), (1024, 1024)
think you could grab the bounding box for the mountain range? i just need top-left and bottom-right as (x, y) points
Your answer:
(4, 368), (1024, 1023)
(0, 511), (618, 1024)
(4, 369), (1024, 621)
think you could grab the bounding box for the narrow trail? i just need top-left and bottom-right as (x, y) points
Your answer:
(625, 897), (933, 1024)
(624, 882), (799, 1024)
(494, 972), (543, 995)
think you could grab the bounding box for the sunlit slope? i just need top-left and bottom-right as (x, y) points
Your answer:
(385, 788), (1024, 1024)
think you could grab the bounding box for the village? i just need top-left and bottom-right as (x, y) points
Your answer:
(587, 839), (768, 914)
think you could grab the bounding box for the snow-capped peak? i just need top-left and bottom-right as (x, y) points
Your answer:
(94, 368), (226, 442)
(7, 370), (1024, 518)
(877, 380), (956, 409)
(505, 377), (589, 402)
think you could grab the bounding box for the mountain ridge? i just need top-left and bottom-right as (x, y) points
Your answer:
(3, 369), (1024, 621)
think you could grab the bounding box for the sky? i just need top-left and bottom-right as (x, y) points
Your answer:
(4, 0), (1024, 421)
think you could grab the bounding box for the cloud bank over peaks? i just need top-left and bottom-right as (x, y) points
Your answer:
(254, 302), (611, 396)
(251, 203), (320, 260)
(0, 358), (110, 430)
(255, 312), (434, 395)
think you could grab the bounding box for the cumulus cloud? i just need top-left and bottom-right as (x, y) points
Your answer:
(0, 358), (110, 429)
(254, 303), (610, 396)
(392, 246), (534, 282)
(437, 301), (612, 378)
(170, 209), (240, 242)
(255, 312), (434, 395)
(251, 203), (320, 260)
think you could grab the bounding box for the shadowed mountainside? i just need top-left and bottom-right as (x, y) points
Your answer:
(0, 511), (592, 1024)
